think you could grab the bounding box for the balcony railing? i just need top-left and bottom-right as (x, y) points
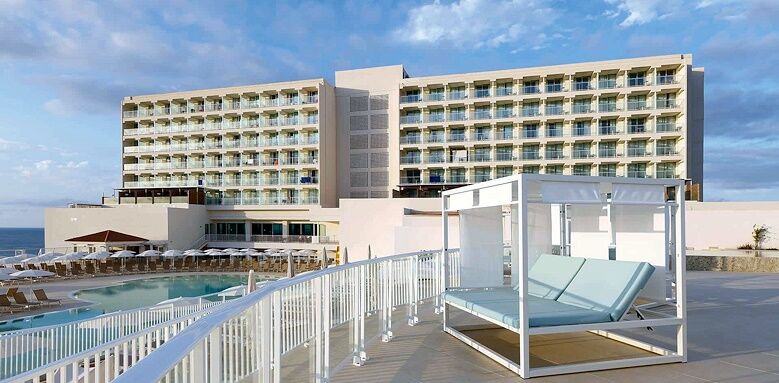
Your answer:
(627, 148), (650, 157)
(522, 152), (541, 160)
(545, 151), (564, 159)
(598, 79), (617, 89)
(495, 109), (514, 118)
(656, 75), (676, 85)
(400, 135), (421, 144)
(627, 101), (649, 111)
(656, 99), (678, 109)
(628, 77), (647, 87)
(426, 134), (445, 143)
(572, 150), (592, 159)
(546, 84), (564, 93)
(598, 103), (618, 113)
(400, 155), (421, 164)
(522, 108), (540, 117)
(521, 130), (539, 139)
(400, 94), (421, 103)
(656, 147), (677, 156)
(400, 115), (422, 124)
(573, 128), (591, 136)
(656, 123), (681, 132)
(448, 133), (466, 142)
(545, 106), (564, 116)
(572, 105), (592, 114)
(598, 149), (619, 158)
(495, 152), (514, 161)
(473, 132), (491, 141)
(628, 125), (649, 134)
(401, 176), (421, 184)
(448, 113), (467, 121)
(472, 111), (491, 120)
(448, 91), (467, 100)
(473, 89), (491, 98)
(496, 87), (514, 96)
(522, 86), (540, 94)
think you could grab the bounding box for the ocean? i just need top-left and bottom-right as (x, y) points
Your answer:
(0, 228), (44, 257)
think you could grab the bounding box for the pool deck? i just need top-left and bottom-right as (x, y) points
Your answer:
(326, 272), (779, 383)
(0, 271), (281, 321)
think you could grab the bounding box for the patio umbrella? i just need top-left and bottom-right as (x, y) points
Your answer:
(223, 248), (239, 253)
(83, 251), (111, 260)
(110, 250), (136, 258)
(184, 249), (204, 255)
(321, 247), (328, 270)
(247, 270), (256, 293)
(40, 252), (65, 259)
(343, 247), (349, 265)
(0, 255), (26, 265)
(368, 245), (372, 260)
(22, 253), (58, 264)
(138, 250), (162, 257)
(287, 252), (296, 278)
(0, 274), (17, 281)
(206, 250), (227, 257)
(54, 252), (86, 261)
(10, 269), (55, 278)
(162, 250), (183, 258)
(0, 267), (16, 275)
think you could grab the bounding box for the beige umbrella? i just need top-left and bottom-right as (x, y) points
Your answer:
(247, 270), (256, 294)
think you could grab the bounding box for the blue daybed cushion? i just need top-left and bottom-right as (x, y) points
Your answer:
(514, 254), (586, 299)
(443, 290), (610, 327)
(556, 259), (655, 321)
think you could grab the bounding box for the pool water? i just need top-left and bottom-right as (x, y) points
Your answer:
(0, 274), (252, 333)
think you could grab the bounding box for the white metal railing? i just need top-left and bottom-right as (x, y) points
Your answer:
(113, 249), (461, 383)
(0, 301), (221, 381)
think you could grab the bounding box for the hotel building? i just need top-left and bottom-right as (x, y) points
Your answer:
(45, 54), (704, 255)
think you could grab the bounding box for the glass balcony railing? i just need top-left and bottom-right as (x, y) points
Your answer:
(473, 174), (491, 182)
(473, 132), (491, 141)
(628, 125), (648, 134)
(598, 79), (617, 89)
(545, 151), (564, 159)
(497, 131), (514, 140)
(400, 135), (421, 144)
(426, 134), (445, 143)
(448, 133), (466, 142)
(656, 147), (677, 156)
(495, 109), (514, 118)
(495, 152), (514, 161)
(546, 128), (563, 137)
(572, 105), (591, 114)
(400, 115), (422, 124)
(448, 91), (467, 100)
(627, 148), (649, 157)
(522, 129), (539, 139)
(522, 108), (540, 117)
(627, 171), (648, 178)
(545, 106), (564, 116)
(572, 150), (592, 159)
(400, 94), (421, 103)
(427, 113), (445, 122)
(448, 175), (468, 183)
(472, 111), (491, 120)
(496, 87), (514, 96)
(656, 123), (680, 132)
(427, 155), (446, 164)
(401, 176), (421, 184)
(574, 82), (591, 91)
(598, 103), (617, 112)
(448, 113), (467, 122)
(474, 89), (491, 98)
(573, 128), (591, 136)
(598, 149), (618, 158)
(546, 84), (563, 93)
(656, 99), (677, 109)
(628, 77), (646, 87)
(656, 170), (677, 178)
(627, 101), (649, 111)
(522, 152), (541, 160)
(400, 155), (421, 164)
(599, 126), (618, 135)
(474, 153), (491, 162)
(522, 86), (540, 94)
(656, 75), (676, 85)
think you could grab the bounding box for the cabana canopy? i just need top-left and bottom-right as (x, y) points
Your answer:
(440, 174), (687, 378)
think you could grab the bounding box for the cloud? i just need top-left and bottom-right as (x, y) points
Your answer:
(395, 0), (559, 49)
(60, 161), (88, 169)
(704, 136), (779, 200)
(34, 160), (52, 171)
(604, 0), (684, 26)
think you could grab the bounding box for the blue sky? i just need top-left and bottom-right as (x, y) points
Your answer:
(0, 0), (777, 227)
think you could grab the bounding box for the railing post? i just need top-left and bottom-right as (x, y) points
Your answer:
(260, 297), (271, 382)
(272, 291), (281, 383)
(351, 266), (364, 366)
(408, 254), (419, 326)
(208, 330), (221, 382)
(381, 260), (394, 342)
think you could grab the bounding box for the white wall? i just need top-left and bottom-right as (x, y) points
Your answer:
(339, 198), (459, 261)
(686, 201), (779, 250)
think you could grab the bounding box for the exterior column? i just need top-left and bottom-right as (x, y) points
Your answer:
(245, 221), (251, 242)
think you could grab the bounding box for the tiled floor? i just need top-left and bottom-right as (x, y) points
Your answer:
(326, 272), (779, 382)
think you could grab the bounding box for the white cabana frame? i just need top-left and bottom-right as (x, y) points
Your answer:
(440, 174), (687, 378)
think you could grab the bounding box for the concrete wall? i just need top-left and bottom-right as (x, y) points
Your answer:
(338, 198), (459, 261)
(44, 204), (208, 251)
(685, 201), (779, 250)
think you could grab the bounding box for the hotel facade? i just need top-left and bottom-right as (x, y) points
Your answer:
(44, 54), (704, 255)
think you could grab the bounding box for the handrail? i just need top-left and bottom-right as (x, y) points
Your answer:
(115, 249), (461, 382)
(3, 301), (223, 383)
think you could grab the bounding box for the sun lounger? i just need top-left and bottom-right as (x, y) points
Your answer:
(83, 262), (96, 275)
(149, 261), (158, 272)
(0, 295), (25, 313)
(111, 260), (122, 274)
(12, 292), (41, 309)
(443, 255), (655, 328)
(5, 287), (18, 297)
(33, 289), (62, 306)
(137, 261), (147, 273)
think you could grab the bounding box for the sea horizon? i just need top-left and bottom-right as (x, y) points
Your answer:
(0, 227), (45, 256)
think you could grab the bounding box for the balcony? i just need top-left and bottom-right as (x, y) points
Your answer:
(496, 87), (514, 96)
(495, 109), (514, 119)
(400, 155), (421, 164)
(598, 103), (618, 113)
(573, 127), (591, 136)
(599, 126), (618, 135)
(545, 151), (564, 160)
(473, 89), (491, 98)
(598, 149), (619, 158)
(627, 125), (648, 134)
(427, 93), (445, 102)
(546, 84), (564, 93)
(573, 82), (592, 91)
(656, 123), (681, 132)
(400, 135), (421, 145)
(471, 111), (492, 120)
(545, 106), (564, 116)
(400, 94), (421, 104)
(522, 86), (540, 94)
(474, 153), (492, 162)
(572, 104), (592, 114)
(656, 75), (676, 85)
(522, 108), (540, 117)
(473, 174), (491, 182)
(426, 134), (445, 143)
(400, 175), (421, 184)
(521, 129), (539, 139)
(572, 150), (592, 159)
(448, 91), (467, 100)
(279, 97), (301, 106)
(628, 77), (647, 87)
(448, 175), (468, 183)
(495, 152), (514, 161)
(123, 110), (138, 118)
(447, 133), (466, 142)
(303, 95), (319, 104)
(497, 131), (514, 140)
(400, 115), (422, 124)
(522, 152), (541, 160)
(428, 113), (445, 123)
(656, 99), (678, 109)
(656, 147), (677, 156)
(627, 171), (649, 178)
(598, 79), (617, 89)
(242, 100), (260, 109)
(627, 148), (650, 157)
(627, 101), (649, 111)
(205, 103), (222, 112)
(448, 113), (467, 122)
(546, 127), (563, 137)
(473, 132), (491, 141)
(656, 170), (677, 178)
(427, 155), (446, 164)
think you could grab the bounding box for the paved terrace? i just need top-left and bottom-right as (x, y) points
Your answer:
(319, 272), (779, 383)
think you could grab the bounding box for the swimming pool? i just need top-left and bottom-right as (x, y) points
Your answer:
(0, 274), (258, 332)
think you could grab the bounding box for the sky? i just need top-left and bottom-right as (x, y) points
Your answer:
(0, 0), (777, 228)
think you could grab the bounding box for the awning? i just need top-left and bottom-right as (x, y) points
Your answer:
(66, 230), (148, 243)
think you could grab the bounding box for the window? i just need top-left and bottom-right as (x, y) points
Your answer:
(523, 124), (539, 138)
(574, 76), (591, 91)
(657, 69), (675, 85)
(522, 102), (540, 116)
(598, 141), (617, 157)
(474, 106), (491, 120)
(402, 169), (421, 184)
(656, 116), (677, 132)
(496, 166), (514, 178)
(522, 165), (540, 174)
(546, 122), (563, 137)
(545, 144), (564, 159)
(428, 88), (445, 101)
(627, 95), (647, 110)
(289, 223), (318, 236)
(496, 83), (514, 96)
(598, 74), (617, 89)
(522, 80), (539, 94)
(599, 119), (617, 135)
(429, 169), (444, 183)
(627, 140), (647, 157)
(656, 139), (676, 155)
(522, 144), (540, 160)
(599, 164), (617, 177)
(546, 78), (563, 92)
(474, 167), (491, 182)
(496, 146), (514, 161)
(546, 165), (563, 174)
(251, 222), (282, 236)
(429, 109), (445, 122)
(474, 84), (491, 98)
(598, 97), (617, 112)
(628, 118), (646, 134)
(573, 164), (591, 176)
(498, 125), (514, 139)
(656, 163), (677, 178)
(573, 143), (591, 158)
(545, 101), (563, 115)
(573, 99), (591, 113)
(627, 163), (647, 178)
(628, 72), (646, 87)
(573, 121), (590, 136)
(657, 93), (676, 109)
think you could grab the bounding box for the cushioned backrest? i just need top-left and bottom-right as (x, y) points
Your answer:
(557, 259), (655, 321)
(515, 254), (586, 299)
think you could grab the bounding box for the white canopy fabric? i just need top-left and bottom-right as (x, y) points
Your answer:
(53, 252), (87, 261)
(10, 270), (55, 278)
(612, 183), (666, 205)
(22, 254), (58, 264)
(84, 251), (111, 260)
(0, 267), (16, 275)
(0, 274), (16, 281)
(541, 181), (601, 204)
(0, 255), (27, 265)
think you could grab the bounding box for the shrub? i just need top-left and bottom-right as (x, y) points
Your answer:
(737, 243), (754, 250)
